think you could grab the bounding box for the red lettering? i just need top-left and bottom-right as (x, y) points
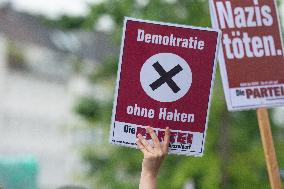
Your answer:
(246, 86), (284, 99)
(253, 88), (261, 98)
(187, 133), (193, 144)
(157, 130), (165, 142)
(267, 87), (274, 96)
(260, 88), (268, 97)
(136, 127), (151, 140)
(177, 132), (187, 144)
(274, 87), (280, 96)
(170, 132), (178, 143)
(137, 128), (194, 145)
(246, 89), (253, 99)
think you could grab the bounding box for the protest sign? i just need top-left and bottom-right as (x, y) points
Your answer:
(210, 1), (283, 188)
(109, 17), (220, 156)
(209, 0), (284, 111)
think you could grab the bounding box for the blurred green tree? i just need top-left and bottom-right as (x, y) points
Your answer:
(49, 0), (284, 188)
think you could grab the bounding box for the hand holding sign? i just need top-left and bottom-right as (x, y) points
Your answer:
(137, 126), (170, 189)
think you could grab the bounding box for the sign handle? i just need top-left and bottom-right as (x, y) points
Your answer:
(257, 108), (282, 189)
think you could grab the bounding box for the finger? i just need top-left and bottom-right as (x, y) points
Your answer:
(136, 138), (148, 154)
(137, 134), (154, 153)
(146, 127), (161, 149)
(162, 127), (170, 152)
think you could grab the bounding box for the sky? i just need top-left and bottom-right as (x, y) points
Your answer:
(0, 0), (283, 27)
(0, 0), (284, 23)
(0, 0), (103, 18)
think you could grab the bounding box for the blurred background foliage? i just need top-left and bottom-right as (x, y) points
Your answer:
(49, 0), (284, 188)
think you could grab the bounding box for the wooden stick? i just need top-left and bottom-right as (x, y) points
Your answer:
(257, 108), (282, 189)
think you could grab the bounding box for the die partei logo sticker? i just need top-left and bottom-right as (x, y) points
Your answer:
(209, 0), (284, 111)
(109, 17), (221, 156)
